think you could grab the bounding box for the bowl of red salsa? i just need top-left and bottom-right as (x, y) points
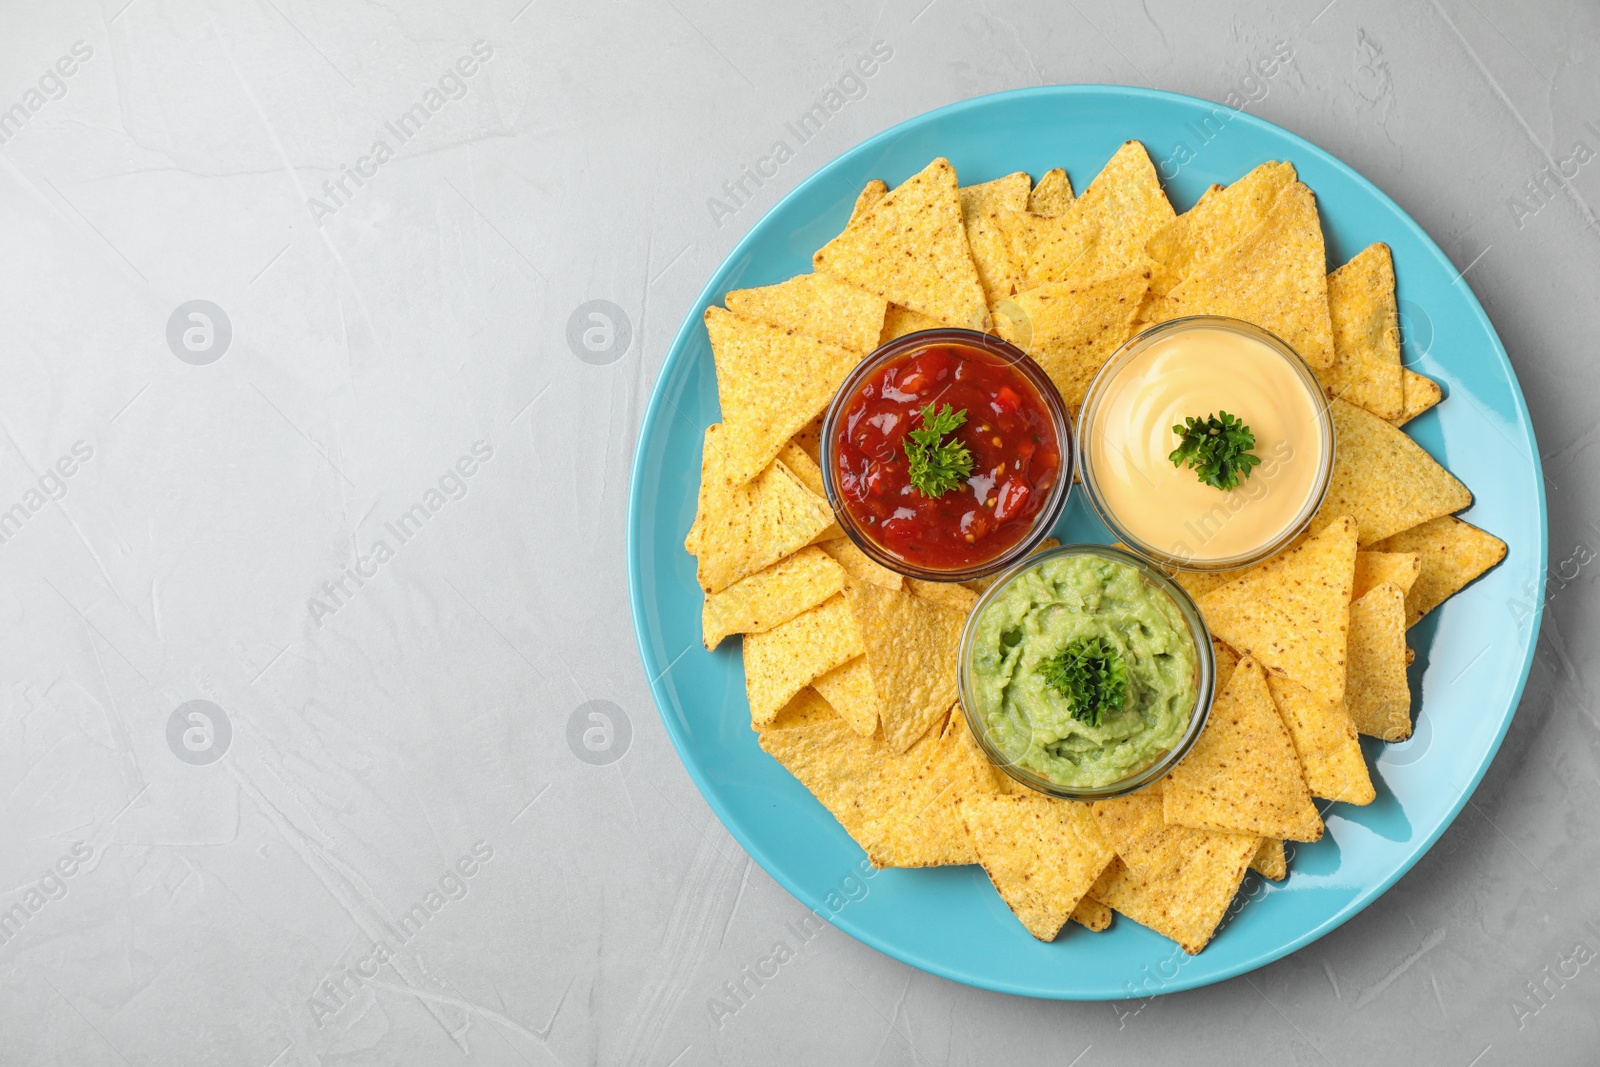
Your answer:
(821, 329), (1073, 581)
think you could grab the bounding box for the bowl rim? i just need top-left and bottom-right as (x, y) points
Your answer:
(1076, 315), (1336, 572)
(819, 327), (1076, 582)
(957, 541), (1216, 801)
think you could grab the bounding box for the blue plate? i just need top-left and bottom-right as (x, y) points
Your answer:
(626, 86), (1547, 999)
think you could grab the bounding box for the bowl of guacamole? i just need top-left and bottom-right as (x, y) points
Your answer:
(959, 544), (1213, 798)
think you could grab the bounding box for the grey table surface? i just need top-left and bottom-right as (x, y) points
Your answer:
(1, 0), (1596, 1064)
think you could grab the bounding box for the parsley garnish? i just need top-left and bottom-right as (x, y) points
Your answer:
(1168, 411), (1261, 491)
(904, 403), (974, 498)
(1038, 637), (1127, 727)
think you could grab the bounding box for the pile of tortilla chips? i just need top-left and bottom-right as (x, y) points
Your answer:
(683, 146), (1506, 953)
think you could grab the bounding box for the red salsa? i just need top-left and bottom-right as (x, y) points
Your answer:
(831, 341), (1063, 571)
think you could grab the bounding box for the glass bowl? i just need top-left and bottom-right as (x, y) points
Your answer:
(957, 543), (1215, 800)
(1076, 316), (1334, 572)
(819, 328), (1073, 583)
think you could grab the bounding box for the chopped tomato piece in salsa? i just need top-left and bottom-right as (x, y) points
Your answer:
(831, 341), (1063, 571)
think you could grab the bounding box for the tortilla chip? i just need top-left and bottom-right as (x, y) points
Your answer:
(776, 442), (827, 500)
(1392, 368), (1443, 425)
(1265, 674), (1375, 805)
(992, 266), (1151, 413)
(1345, 582), (1413, 741)
(705, 307), (861, 488)
(1376, 516), (1509, 626)
(1321, 246), (1403, 420)
(879, 303), (945, 344)
(1090, 786), (1185, 881)
(960, 794), (1115, 940)
(1327, 243), (1401, 364)
(1152, 181), (1335, 368)
(1198, 515), (1358, 704)
(906, 578), (979, 614)
(813, 158), (990, 331)
(1352, 550), (1421, 601)
(724, 272), (888, 354)
(849, 179), (888, 224)
(761, 701), (988, 866)
(763, 687), (839, 731)
(1172, 568), (1239, 602)
(742, 594), (862, 728)
(1089, 830), (1259, 954)
(963, 538), (1060, 594)
(790, 414), (825, 466)
(869, 709), (992, 868)
(702, 545), (846, 649)
(811, 655), (880, 737)
(819, 537), (903, 590)
(1144, 161), (1296, 297)
(844, 581), (966, 752)
(693, 426), (836, 593)
(1071, 896), (1113, 931)
(1250, 838), (1287, 881)
(1028, 168), (1075, 216)
(1164, 657), (1324, 842)
(960, 172), (1031, 305)
(1007, 141), (1174, 290)
(1316, 399), (1473, 545)
(1319, 355), (1404, 423)
(1212, 638), (1241, 692)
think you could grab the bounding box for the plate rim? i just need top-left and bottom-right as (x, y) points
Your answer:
(625, 83), (1549, 999)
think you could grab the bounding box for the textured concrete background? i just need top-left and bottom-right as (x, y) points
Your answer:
(0, 0), (1596, 1064)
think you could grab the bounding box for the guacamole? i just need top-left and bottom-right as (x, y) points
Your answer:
(966, 553), (1199, 789)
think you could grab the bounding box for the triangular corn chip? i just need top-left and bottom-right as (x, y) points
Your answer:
(1199, 515), (1358, 704)
(789, 414), (825, 466)
(959, 794), (1115, 940)
(1007, 141), (1173, 290)
(1319, 243), (1403, 418)
(1316, 398), (1473, 545)
(759, 701), (983, 867)
(743, 594), (862, 728)
(993, 266), (1151, 414)
(1212, 638), (1243, 692)
(702, 545), (845, 649)
(879, 303), (944, 344)
(1028, 168), (1075, 215)
(1371, 516), (1506, 626)
(1328, 243), (1401, 364)
(813, 158), (990, 330)
(1072, 896), (1113, 931)
(724, 272), (888, 353)
(1144, 161), (1296, 297)
(1392, 368), (1443, 425)
(1345, 582), (1413, 741)
(1266, 674), (1375, 804)
(1090, 785), (1193, 882)
(843, 581), (966, 752)
(1352, 550), (1421, 601)
(960, 172), (1031, 305)
(1088, 830), (1259, 954)
(811, 655), (880, 737)
(905, 578), (979, 614)
(849, 179), (888, 224)
(705, 307), (859, 488)
(692, 426), (836, 593)
(1152, 181), (1335, 368)
(1250, 838), (1287, 881)
(1164, 657), (1324, 841)
(819, 537), (903, 590)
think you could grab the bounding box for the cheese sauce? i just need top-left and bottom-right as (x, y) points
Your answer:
(1083, 323), (1325, 565)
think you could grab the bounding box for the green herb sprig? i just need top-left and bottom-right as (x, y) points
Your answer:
(1037, 637), (1128, 727)
(1168, 411), (1261, 491)
(904, 403), (974, 498)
